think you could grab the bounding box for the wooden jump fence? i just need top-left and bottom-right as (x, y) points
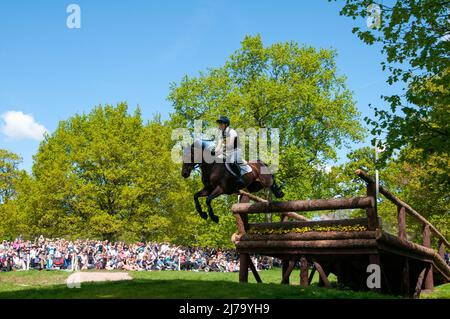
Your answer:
(232, 170), (450, 298)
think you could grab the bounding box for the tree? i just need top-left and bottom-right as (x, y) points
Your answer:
(0, 150), (30, 239)
(29, 103), (192, 241)
(169, 35), (364, 202)
(0, 149), (22, 203)
(334, 0), (450, 161)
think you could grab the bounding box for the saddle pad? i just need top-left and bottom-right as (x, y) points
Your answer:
(225, 163), (252, 176)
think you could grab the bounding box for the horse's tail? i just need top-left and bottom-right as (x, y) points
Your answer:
(256, 160), (284, 198)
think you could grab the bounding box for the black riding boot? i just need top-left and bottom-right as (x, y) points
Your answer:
(232, 163), (245, 189)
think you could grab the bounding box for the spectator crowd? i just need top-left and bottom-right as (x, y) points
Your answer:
(0, 236), (279, 272)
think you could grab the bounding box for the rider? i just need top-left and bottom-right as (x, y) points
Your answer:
(215, 116), (245, 189)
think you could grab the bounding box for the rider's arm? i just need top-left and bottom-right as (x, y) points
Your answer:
(214, 135), (223, 155)
(226, 129), (238, 151)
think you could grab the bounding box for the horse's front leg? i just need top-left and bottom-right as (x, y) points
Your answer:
(206, 186), (224, 223)
(194, 188), (209, 220)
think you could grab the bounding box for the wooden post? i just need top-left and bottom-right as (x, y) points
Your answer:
(438, 239), (445, 260)
(313, 261), (331, 288)
(234, 214), (246, 235)
(232, 196), (373, 214)
(401, 258), (410, 296)
(397, 206), (407, 240)
(239, 253), (249, 283)
(300, 256), (309, 287)
(234, 195), (250, 235)
(366, 182), (379, 231)
(281, 260), (296, 284)
(413, 266), (428, 299)
(248, 256), (262, 283)
(422, 225), (434, 291)
(281, 259), (289, 284)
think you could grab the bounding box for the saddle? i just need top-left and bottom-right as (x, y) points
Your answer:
(225, 162), (252, 177)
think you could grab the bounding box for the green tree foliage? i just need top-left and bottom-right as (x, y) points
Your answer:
(332, 146), (449, 241)
(24, 103), (189, 241)
(0, 149), (22, 203)
(334, 0), (450, 162)
(0, 150), (33, 239)
(169, 35), (364, 203)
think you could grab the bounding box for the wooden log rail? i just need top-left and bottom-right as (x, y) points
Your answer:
(233, 171), (449, 293)
(233, 195), (375, 236)
(356, 169), (450, 292)
(238, 191), (309, 221)
(232, 196), (373, 214)
(355, 169), (450, 251)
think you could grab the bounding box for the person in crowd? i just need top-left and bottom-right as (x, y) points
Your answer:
(0, 236), (276, 272)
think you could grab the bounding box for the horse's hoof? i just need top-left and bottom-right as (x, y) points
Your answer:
(274, 190), (284, 198)
(210, 215), (219, 223)
(199, 212), (208, 220)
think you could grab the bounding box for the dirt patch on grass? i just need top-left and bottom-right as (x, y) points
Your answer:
(66, 272), (132, 285)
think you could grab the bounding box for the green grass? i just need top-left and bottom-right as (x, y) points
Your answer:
(0, 269), (447, 299)
(421, 283), (450, 299)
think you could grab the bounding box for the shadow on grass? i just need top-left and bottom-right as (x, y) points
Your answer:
(0, 278), (395, 299)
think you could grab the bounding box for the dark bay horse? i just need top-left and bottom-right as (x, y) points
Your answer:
(181, 141), (284, 223)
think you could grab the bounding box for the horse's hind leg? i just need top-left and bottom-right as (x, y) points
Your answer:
(194, 188), (209, 220)
(206, 186), (223, 224)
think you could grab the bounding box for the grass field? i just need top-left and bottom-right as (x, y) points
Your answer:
(0, 269), (448, 299)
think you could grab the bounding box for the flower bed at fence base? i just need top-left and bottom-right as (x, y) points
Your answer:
(247, 224), (368, 235)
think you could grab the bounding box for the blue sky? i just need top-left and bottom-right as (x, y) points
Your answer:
(0, 0), (397, 171)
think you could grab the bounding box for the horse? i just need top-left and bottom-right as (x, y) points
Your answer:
(181, 140), (284, 223)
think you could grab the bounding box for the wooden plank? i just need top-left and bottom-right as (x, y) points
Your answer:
(356, 169), (450, 249)
(238, 190), (310, 221)
(281, 260), (296, 284)
(236, 239), (378, 249)
(232, 196), (373, 214)
(300, 257), (309, 287)
(239, 231), (377, 242)
(249, 218), (369, 230)
(237, 248), (380, 256)
(377, 230), (437, 258)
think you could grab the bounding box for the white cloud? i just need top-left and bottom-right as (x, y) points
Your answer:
(1, 111), (48, 141)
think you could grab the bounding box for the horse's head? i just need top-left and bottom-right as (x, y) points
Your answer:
(181, 139), (215, 178)
(181, 143), (196, 178)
